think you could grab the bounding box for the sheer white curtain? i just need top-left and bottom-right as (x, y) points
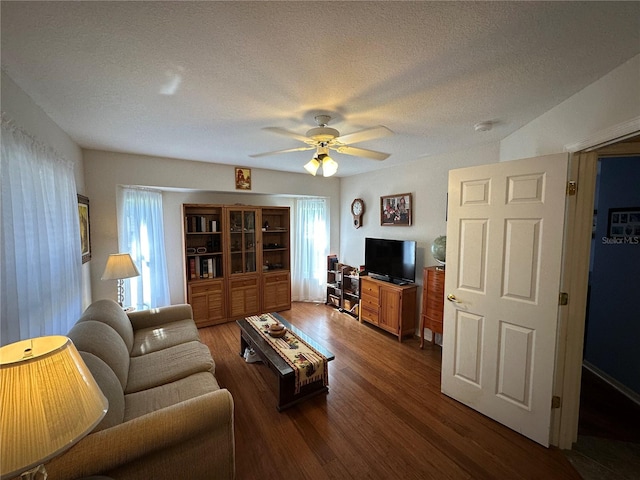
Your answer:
(1, 114), (82, 345)
(118, 187), (170, 310)
(291, 197), (329, 302)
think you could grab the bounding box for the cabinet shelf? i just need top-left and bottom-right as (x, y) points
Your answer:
(326, 257), (360, 318)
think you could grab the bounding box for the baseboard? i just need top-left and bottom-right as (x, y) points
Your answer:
(583, 361), (640, 407)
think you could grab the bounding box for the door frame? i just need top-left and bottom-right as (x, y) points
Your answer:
(552, 124), (640, 449)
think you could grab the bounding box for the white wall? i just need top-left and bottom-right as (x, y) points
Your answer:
(1, 70), (92, 308)
(500, 54), (640, 161)
(83, 149), (340, 303)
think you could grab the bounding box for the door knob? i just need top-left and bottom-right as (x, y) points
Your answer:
(447, 294), (461, 303)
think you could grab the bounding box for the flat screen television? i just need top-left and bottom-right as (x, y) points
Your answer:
(364, 237), (416, 284)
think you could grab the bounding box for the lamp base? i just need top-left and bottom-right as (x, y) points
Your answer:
(116, 278), (125, 307)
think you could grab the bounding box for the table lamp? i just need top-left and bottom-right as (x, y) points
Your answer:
(0, 336), (108, 480)
(101, 253), (140, 307)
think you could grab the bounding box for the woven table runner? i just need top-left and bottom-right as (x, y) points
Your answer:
(246, 313), (328, 394)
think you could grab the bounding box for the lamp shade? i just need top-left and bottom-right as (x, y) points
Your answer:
(101, 253), (140, 280)
(0, 336), (108, 479)
(321, 155), (338, 177)
(303, 157), (320, 176)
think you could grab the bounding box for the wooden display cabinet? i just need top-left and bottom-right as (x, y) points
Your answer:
(261, 207), (291, 312)
(420, 266), (445, 348)
(226, 207), (261, 318)
(359, 276), (417, 342)
(183, 204), (226, 327)
(183, 204), (291, 326)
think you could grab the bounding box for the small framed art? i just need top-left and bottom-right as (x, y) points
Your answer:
(235, 168), (251, 190)
(608, 207), (640, 238)
(380, 193), (412, 226)
(78, 194), (91, 263)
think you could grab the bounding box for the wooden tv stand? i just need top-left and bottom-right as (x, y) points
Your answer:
(359, 276), (417, 341)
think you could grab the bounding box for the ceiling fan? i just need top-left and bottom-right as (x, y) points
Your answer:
(250, 115), (393, 176)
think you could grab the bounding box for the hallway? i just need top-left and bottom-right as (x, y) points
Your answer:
(564, 367), (640, 479)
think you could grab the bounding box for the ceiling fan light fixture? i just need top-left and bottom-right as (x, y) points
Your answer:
(320, 154), (338, 177)
(304, 157), (320, 176)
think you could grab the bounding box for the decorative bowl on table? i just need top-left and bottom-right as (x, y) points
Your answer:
(268, 323), (287, 338)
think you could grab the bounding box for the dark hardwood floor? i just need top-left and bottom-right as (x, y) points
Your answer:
(199, 303), (581, 480)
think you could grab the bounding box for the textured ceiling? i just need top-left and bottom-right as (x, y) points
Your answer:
(2, 1), (639, 177)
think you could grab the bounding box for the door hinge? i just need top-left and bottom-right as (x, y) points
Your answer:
(552, 395), (562, 409)
(559, 292), (569, 306)
(566, 181), (577, 196)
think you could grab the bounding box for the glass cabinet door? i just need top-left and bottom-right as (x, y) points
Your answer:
(229, 209), (256, 274)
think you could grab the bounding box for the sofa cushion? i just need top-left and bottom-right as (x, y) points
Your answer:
(80, 352), (125, 432)
(68, 320), (130, 390)
(77, 299), (134, 353)
(130, 319), (200, 357)
(123, 372), (220, 421)
(125, 341), (215, 394)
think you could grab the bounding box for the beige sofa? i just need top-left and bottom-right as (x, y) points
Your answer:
(44, 299), (235, 480)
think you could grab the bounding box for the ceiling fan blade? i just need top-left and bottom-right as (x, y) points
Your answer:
(334, 125), (393, 145)
(332, 145), (390, 161)
(263, 127), (313, 144)
(250, 146), (315, 158)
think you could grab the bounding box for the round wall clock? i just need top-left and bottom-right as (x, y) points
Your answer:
(351, 198), (365, 228)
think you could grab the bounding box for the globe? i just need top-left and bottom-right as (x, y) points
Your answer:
(431, 235), (446, 265)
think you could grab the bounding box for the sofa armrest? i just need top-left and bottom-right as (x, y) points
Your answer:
(45, 389), (235, 480)
(127, 304), (193, 330)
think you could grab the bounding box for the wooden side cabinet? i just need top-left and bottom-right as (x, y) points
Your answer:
(228, 276), (260, 319)
(188, 279), (226, 328)
(420, 266), (445, 348)
(263, 271), (291, 312)
(359, 276), (417, 342)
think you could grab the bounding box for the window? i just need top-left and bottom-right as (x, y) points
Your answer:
(118, 188), (170, 309)
(291, 197), (329, 302)
(1, 115), (82, 344)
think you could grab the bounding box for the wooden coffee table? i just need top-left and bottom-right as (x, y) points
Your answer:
(237, 313), (335, 411)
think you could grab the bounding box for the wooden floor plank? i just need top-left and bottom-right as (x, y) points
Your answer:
(198, 302), (581, 480)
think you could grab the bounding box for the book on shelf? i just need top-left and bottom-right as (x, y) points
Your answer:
(201, 258), (208, 278)
(187, 215), (218, 233)
(192, 256), (217, 280)
(189, 258), (196, 280)
(327, 254), (338, 271)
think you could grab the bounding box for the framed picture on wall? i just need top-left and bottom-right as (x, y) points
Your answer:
(608, 207), (640, 238)
(235, 167), (251, 190)
(78, 194), (91, 263)
(380, 193), (412, 226)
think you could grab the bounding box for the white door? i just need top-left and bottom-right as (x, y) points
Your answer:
(442, 153), (568, 446)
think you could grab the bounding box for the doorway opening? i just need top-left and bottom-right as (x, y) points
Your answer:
(565, 139), (640, 478)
